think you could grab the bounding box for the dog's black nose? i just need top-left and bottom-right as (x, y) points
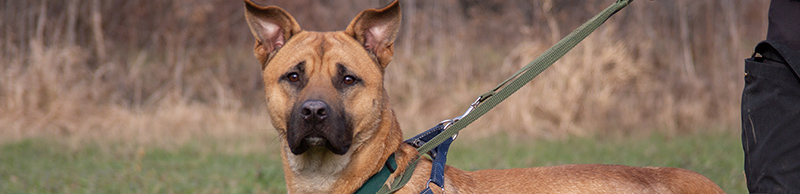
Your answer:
(300, 100), (328, 123)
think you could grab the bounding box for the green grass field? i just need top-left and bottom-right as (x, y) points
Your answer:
(0, 132), (745, 193)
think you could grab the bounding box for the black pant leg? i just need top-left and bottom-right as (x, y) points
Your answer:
(742, 42), (800, 194)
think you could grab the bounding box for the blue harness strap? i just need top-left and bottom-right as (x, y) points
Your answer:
(404, 124), (455, 194)
(355, 124), (453, 194)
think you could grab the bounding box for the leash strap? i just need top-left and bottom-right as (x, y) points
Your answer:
(354, 154), (397, 194)
(418, 0), (633, 157)
(405, 124), (447, 156)
(377, 0), (633, 193)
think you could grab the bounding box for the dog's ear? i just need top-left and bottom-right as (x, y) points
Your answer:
(345, 0), (401, 70)
(244, 0), (301, 66)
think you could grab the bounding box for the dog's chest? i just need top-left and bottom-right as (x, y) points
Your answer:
(290, 173), (339, 193)
(287, 147), (354, 192)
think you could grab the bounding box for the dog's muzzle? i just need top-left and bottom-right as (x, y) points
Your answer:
(287, 100), (352, 155)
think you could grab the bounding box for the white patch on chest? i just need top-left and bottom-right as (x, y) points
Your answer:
(286, 143), (359, 193)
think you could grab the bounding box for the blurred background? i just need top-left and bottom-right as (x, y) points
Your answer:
(0, 0), (763, 192)
(0, 0), (764, 143)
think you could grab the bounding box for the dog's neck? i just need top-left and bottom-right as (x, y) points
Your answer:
(284, 146), (357, 193)
(282, 104), (404, 193)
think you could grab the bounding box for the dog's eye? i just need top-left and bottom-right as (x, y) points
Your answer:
(286, 72), (300, 82)
(343, 75), (356, 85)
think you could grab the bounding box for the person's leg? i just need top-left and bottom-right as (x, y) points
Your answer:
(742, 42), (800, 194)
(742, 1), (800, 193)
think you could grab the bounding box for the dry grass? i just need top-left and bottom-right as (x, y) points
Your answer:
(0, 0), (767, 147)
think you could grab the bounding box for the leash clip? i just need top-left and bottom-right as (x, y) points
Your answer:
(438, 96), (482, 140)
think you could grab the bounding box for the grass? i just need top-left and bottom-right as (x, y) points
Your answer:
(0, 140), (286, 193)
(0, 132), (744, 193)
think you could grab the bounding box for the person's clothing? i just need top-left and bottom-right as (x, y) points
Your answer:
(742, 1), (800, 193)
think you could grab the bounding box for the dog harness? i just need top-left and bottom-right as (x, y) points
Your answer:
(355, 153), (397, 194)
(354, 123), (454, 194)
(404, 123), (455, 194)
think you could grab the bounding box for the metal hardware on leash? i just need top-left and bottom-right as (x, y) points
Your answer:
(438, 97), (482, 140)
(426, 179), (446, 194)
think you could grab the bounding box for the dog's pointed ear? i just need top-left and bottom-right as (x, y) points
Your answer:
(244, 0), (301, 65)
(345, 0), (401, 70)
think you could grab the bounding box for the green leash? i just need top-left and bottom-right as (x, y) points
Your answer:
(355, 154), (397, 194)
(374, 0), (633, 193)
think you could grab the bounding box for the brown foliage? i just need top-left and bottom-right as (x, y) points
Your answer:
(0, 0), (767, 144)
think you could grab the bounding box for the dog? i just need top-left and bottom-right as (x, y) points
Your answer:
(243, 0), (725, 193)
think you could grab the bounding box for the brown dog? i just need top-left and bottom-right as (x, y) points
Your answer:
(243, 1), (725, 193)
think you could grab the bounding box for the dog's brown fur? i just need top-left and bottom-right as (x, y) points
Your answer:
(244, 1), (725, 193)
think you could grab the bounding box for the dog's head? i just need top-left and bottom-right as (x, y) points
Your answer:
(244, 1), (400, 155)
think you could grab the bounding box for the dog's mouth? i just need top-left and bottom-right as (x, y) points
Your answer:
(304, 136), (326, 147)
(289, 133), (351, 155)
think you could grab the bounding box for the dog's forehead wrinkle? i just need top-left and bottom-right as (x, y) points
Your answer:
(337, 63), (350, 76)
(295, 33), (338, 79)
(294, 61), (305, 71)
(317, 35), (328, 60)
(324, 32), (383, 77)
